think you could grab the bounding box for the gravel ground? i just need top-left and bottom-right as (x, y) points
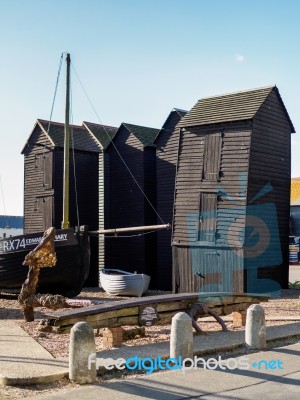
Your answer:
(1, 287), (300, 399)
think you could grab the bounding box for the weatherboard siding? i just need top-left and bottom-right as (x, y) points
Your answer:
(106, 126), (146, 274)
(246, 90), (292, 291)
(23, 127), (54, 233)
(156, 110), (186, 290)
(144, 146), (157, 282)
(98, 152), (105, 280)
(172, 123), (251, 293)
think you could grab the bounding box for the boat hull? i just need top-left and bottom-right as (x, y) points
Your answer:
(0, 226), (90, 298)
(100, 269), (150, 297)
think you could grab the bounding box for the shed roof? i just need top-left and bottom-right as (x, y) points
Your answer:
(83, 122), (118, 150)
(162, 108), (188, 130)
(173, 108), (188, 119)
(22, 120), (101, 154)
(291, 178), (300, 206)
(0, 215), (23, 229)
(122, 123), (160, 146)
(180, 86), (295, 132)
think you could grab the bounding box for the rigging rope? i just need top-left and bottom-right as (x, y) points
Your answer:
(28, 53), (64, 232)
(70, 90), (80, 228)
(0, 175), (9, 228)
(71, 63), (166, 226)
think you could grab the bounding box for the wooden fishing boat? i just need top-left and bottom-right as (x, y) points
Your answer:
(100, 268), (151, 297)
(0, 53), (90, 297)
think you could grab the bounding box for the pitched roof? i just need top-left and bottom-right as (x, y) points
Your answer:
(180, 86), (295, 131)
(173, 108), (188, 119)
(22, 120), (102, 154)
(154, 108), (188, 146)
(291, 178), (300, 206)
(161, 108), (188, 130)
(83, 122), (118, 150)
(122, 123), (160, 146)
(0, 215), (23, 229)
(37, 120), (101, 152)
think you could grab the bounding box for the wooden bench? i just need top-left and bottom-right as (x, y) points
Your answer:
(42, 292), (269, 346)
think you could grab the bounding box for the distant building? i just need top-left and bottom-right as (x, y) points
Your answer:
(291, 178), (300, 236)
(0, 215), (23, 239)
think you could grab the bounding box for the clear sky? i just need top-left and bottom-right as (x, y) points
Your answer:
(0, 0), (299, 216)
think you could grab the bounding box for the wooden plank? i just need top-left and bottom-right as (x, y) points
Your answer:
(44, 293), (201, 320)
(45, 291), (270, 334)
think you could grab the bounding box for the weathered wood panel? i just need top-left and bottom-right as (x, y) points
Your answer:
(105, 126), (147, 275)
(44, 292), (268, 332)
(246, 89), (292, 291)
(172, 126), (251, 247)
(172, 246), (244, 293)
(155, 110), (186, 289)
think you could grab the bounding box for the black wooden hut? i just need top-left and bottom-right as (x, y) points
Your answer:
(21, 119), (113, 285)
(155, 109), (187, 290)
(105, 122), (160, 287)
(172, 86), (295, 295)
(83, 121), (118, 277)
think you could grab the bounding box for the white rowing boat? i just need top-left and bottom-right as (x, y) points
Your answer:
(100, 268), (150, 297)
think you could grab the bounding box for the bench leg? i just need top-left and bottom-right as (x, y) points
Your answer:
(103, 327), (123, 348)
(232, 311), (247, 326)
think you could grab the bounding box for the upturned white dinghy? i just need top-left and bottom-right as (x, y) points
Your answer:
(100, 268), (150, 297)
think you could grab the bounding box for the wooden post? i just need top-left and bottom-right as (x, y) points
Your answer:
(62, 52), (71, 229)
(88, 223), (170, 235)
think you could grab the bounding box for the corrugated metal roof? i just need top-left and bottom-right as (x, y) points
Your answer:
(122, 123), (160, 146)
(180, 86), (295, 131)
(37, 120), (101, 153)
(83, 122), (118, 150)
(0, 215), (23, 229)
(291, 178), (300, 206)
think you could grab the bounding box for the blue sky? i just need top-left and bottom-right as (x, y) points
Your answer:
(0, 0), (299, 215)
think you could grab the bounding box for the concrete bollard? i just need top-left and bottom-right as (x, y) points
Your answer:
(245, 304), (266, 349)
(69, 321), (97, 384)
(170, 312), (193, 359)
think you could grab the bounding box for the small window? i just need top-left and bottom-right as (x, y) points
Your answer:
(202, 132), (222, 181)
(198, 192), (217, 242)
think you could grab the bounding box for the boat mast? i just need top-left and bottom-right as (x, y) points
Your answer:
(62, 53), (71, 229)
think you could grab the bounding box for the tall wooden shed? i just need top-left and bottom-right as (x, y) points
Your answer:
(105, 122), (160, 287)
(83, 121), (118, 281)
(155, 108), (187, 290)
(21, 119), (105, 285)
(172, 86), (295, 295)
